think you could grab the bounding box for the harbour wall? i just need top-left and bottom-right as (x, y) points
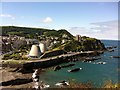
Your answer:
(22, 51), (103, 69)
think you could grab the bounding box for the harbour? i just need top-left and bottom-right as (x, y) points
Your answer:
(37, 40), (119, 88)
(17, 51), (104, 69)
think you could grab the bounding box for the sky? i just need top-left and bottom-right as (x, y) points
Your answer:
(0, 2), (118, 40)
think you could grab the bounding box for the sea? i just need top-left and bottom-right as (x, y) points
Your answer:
(38, 40), (119, 88)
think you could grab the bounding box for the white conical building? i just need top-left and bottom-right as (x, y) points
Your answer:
(39, 43), (46, 53)
(29, 45), (41, 58)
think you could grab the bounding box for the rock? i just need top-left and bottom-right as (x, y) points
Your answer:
(0, 78), (33, 86)
(54, 66), (61, 71)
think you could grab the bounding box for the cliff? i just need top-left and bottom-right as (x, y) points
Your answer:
(54, 36), (106, 52)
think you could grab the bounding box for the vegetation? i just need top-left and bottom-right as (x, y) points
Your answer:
(81, 36), (106, 51)
(2, 26), (106, 60)
(1, 59), (28, 65)
(2, 50), (29, 60)
(1, 26), (73, 39)
(40, 49), (66, 59)
(53, 38), (106, 52)
(44, 29), (74, 39)
(60, 80), (119, 89)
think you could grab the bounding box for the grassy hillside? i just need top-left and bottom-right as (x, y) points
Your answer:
(53, 37), (106, 52)
(44, 29), (74, 39)
(1, 26), (53, 38)
(1, 26), (73, 39)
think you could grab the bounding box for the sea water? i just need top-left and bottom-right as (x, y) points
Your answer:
(39, 40), (119, 88)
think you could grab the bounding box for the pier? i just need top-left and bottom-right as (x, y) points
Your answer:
(22, 51), (103, 69)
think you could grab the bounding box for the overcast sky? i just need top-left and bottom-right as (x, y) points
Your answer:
(0, 2), (118, 40)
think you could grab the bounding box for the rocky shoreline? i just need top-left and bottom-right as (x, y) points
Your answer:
(0, 67), (34, 89)
(0, 50), (106, 89)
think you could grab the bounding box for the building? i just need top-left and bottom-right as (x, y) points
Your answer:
(39, 43), (46, 53)
(62, 34), (68, 38)
(62, 39), (67, 44)
(26, 39), (39, 45)
(13, 40), (27, 49)
(76, 35), (81, 42)
(29, 45), (41, 58)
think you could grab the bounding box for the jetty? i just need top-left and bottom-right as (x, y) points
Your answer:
(21, 51), (103, 69)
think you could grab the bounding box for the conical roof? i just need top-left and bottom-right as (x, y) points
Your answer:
(29, 45), (41, 57)
(39, 43), (46, 53)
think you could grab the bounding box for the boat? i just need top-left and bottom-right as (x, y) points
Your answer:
(83, 57), (101, 62)
(110, 56), (120, 58)
(96, 62), (106, 64)
(87, 61), (91, 63)
(61, 63), (75, 68)
(55, 80), (69, 86)
(108, 49), (114, 52)
(68, 68), (82, 72)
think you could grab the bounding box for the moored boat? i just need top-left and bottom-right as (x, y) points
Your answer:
(68, 68), (82, 72)
(96, 62), (106, 64)
(110, 56), (120, 58)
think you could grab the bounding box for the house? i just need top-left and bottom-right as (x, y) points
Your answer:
(62, 39), (67, 44)
(62, 34), (68, 38)
(26, 39), (39, 45)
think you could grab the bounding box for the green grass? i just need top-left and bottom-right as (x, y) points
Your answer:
(1, 60), (28, 64)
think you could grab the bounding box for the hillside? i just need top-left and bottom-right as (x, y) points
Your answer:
(44, 29), (74, 39)
(1, 26), (74, 39)
(1, 26), (54, 38)
(1, 26), (106, 52)
(53, 37), (106, 52)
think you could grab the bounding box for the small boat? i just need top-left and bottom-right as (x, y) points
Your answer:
(55, 80), (69, 86)
(96, 62), (106, 64)
(83, 57), (101, 62)
(110, 56), (120, 58)
(68, 68), (82, 72)
(88, 61), (92, 63)
(108, 49), (114, 52)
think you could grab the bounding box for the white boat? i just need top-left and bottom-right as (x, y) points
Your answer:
(86, 61), (92, 63)
(96, 62), (106, 64)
